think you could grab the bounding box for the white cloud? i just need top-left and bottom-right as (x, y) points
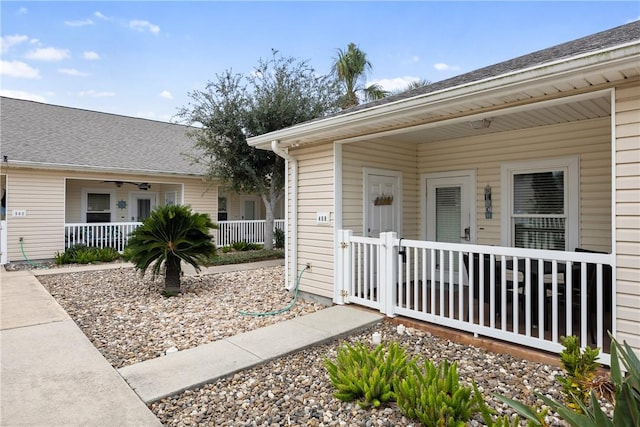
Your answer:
(65, 19), (94, 27)
(1, 34), (29, 54)
(25, 47), (71, 61)
(0, 60), (41, 79)
(18, 7), (28, 15)
(83, 51), (100, 60)
(79, 90), (115, 98)
(0, 90), (45, 103)
(411, 55), (420, 63)
(59, 68), (89, 77)
(369, 76), (422, 93)
(129, 20), (160, 34)
(159, 90), (173, 100)
(434, 63), (461, 72)
(94, 11), (109, 20)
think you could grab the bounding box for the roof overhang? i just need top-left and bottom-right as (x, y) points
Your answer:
(3, 160), (207, 179)
(247, 41), (640, 150)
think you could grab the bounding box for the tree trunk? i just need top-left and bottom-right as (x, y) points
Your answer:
(262, 193), (275, 250)
(164, 257), (182, 294)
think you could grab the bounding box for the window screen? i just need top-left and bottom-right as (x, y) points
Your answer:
(512, 171), (566, 250)
(87, 193), (110, 212)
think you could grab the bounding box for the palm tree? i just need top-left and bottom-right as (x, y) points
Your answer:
(394, 78), (431, 94)
(123, 204), (217, 294)
(332, 42), (389, 109)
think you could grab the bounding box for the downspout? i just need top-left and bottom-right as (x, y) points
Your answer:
(271, 140), (298, 291)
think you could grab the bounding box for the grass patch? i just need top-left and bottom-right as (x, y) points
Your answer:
(208, 249), (284, 266)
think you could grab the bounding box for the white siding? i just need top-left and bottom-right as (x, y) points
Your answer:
(615, 84), (640, 352)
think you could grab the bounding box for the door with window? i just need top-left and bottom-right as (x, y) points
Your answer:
(130, 193), (156, 222)
(425, 172), (475, 277)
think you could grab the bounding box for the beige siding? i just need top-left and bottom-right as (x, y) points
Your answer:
(182, 178), (217, 222)
(417, 117), (612, 251)
(3, 167), (214, 262)
(5, 168), (66, 261)
(290, 143), (334, 299)
(615, 84), (640, 352)
(342, 139), (419, 239)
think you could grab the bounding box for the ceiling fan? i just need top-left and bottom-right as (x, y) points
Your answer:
(103, 181), (151, 190)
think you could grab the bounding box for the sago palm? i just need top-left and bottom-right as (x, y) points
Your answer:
(332, 42), (388, 109)
(123, 204), (217, 294)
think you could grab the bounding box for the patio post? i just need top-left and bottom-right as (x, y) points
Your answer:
(379, 232), (398, 317)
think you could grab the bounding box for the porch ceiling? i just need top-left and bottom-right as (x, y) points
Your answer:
(364, 92), (612, 145)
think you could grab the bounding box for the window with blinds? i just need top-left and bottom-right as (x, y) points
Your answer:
(512, 171), (566, 250)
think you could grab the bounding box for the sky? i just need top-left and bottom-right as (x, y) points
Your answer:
(1, 1), (638, 123)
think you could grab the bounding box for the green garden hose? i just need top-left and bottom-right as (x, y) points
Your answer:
(238, 265), (308, 317)
(19, 239), (47, 268)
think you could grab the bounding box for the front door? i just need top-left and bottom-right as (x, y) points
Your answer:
(365, 170), (401, 237)
(425, 172), (475, 276)
(130, 193), (156, 222)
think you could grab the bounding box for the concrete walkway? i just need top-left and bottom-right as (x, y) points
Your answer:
(1, 268), (162, 427)
(0, 261), (383, 424)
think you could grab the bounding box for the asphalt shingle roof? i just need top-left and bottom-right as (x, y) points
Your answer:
(0, 97), (206, 175)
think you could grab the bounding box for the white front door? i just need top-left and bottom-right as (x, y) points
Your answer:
(365, 169), (401, 237)
(425, 172), (475, 275)
(130, 193), (157, 222)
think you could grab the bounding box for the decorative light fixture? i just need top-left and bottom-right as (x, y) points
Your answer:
(468, 118), (492, 129)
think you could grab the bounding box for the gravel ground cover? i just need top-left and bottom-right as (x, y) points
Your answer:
(39, 265), (325, 368)
(36, 265), (611, 426)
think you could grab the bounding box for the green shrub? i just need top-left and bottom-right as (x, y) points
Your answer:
(324, 341), (411, 408)
(274, 228), (285, 249)
(395, 359), (484, 426)
(94, 247), (120, 262)
(497, 335), (640, 427)
(211, 249), (283, 266)
(75, 248), (98, 264)
(231, 241), (262, 251)
(556, 335), (600, 413)
(55, 244), (120, 265)
(54, 250), (72, 265)
(65, 243), (89, 259)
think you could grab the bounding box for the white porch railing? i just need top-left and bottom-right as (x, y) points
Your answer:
(337, 230), (615, 365)
(65, 222), (142, 253)
(217, 219), (285, 247)
(64, 219), (286, 253)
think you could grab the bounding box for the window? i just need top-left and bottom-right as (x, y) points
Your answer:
(87, 193), (111, 223)
(218, 197), (227, 221)
(502, 157), (578, 251)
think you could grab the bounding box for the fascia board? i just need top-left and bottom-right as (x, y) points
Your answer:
(247, 42), (640, 150)
(4, 160), (206, 179)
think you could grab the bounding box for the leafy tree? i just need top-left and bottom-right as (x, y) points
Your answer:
(179, 51), (340, 249)
(123, 204), (217, 295)
(332, 42), (389, 109)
